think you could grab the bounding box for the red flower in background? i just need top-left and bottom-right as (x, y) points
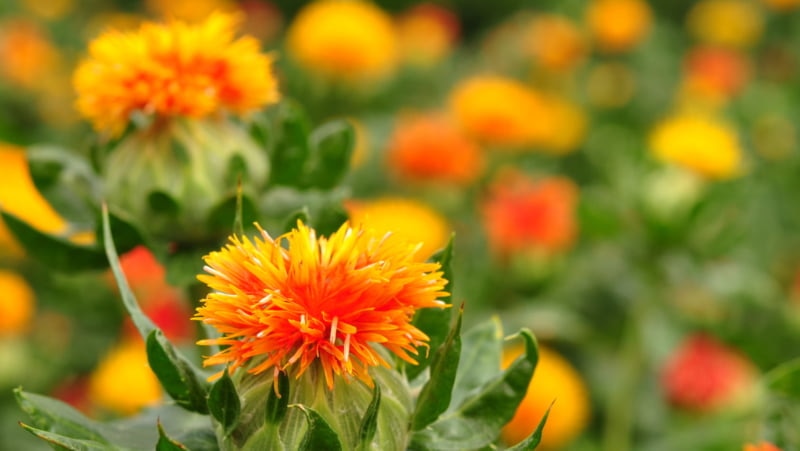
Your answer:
(662, 333), (757, 412)
(481, 169), (578, 257)
(684, 46), (750, 100)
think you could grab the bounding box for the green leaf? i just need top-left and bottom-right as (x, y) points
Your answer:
(146, 330), (210, 414)
(282, 207), (311, 234)
(207, 190), (258, 238)
(506, 403), (552, 451)
(19, 423), (111, 451)
(156, 421), (188, 451)
(270, 101), (312, 187)
(207, 369), (241, 435)
(357, 384), (381, 450)
(411, 306), (463, 430)
(265, 371), (290, 425)
(765, 357), (800, 400)
(305, 119), (355, 189)
(15, 388), (109, 445)
(407, 236), (455, 382)
(295, 405), (344, 451)
(449, 318), (503, 410)
(97, 207), (146, 255)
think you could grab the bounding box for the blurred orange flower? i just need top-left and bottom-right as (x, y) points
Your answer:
(449, 76), (551, 148)
(195, 221), (449, 389)
(586, 0), (652, 53)
(482, 170), (578, 257)
(501, 344), (590, 449)
(744, 442), (783, 451)
(682, 46), (751, 103)
(145, 0), (237, 22)
(0, 270), (35, 336)
(662, 334), (758, 412)
(287, 0), (397, 81)
(346, 197), (451, 261)
(524, 14), (587, 72)
(0, 20), (60, 90)
(396, 3), (459, 67)
(761, 0), (800, 10)
(687, 0), (764, 49)
(386, 113), (484, 186)
(74, 13), (279, 136)
(649, 113), (744, 179)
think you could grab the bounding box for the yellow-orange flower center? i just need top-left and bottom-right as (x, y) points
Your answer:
(195, 221), (449, 388)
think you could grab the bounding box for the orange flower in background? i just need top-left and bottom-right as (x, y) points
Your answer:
(195, 221), (449, 389)
(744, 442), (783, 451)
(0, 270), (35, 336)
(88, 338), (163, 415)
(761, 0), (800, 10)
(74, 13), (279, 136)
(286, 0), (397, 81)
(386, 113), (484, 186)
(649, 113), (744, 180)
(683, 46), (751, 103)
(482, 170), (578, 257)
(662, 334), (758, 412)
(586, 0), (652, 53)
(687, 0), (764, 49)
(501, 344), (590, 449)
(449, 76), (552, 148)
(144, 0), (237, 22)
(524, 14), (587, 72)
(0, 20), (60, 90)
(345, 197), (451, 262)
(396, 3), (460, 67)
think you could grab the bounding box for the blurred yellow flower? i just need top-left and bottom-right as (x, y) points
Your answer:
(0, 145), (68, 256)
(586, 0), (652, 53)
(396, 3), (459, 67)
(449, 76), (551, 148)
(345, 197), (450, 261)
(145, 0), (237, 22)
(687, 0), (764, 49)
(74, 12), (279, 136)
(501, 344), (590, 449)
(0, 19), (60, 90)
(538, 97), (587, 155)
(649, 113), (744, 179)
(524, 14), (587, 72)
(0, 270), (35, 336)
(286, 0), (397, 81)
(88, 339), (162, 415)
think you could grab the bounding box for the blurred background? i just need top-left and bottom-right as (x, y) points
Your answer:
(2, 0), (800, 449)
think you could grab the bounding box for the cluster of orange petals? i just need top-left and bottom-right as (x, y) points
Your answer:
(195, 221), (449, 388)
(74, 12), (279, 135)
(386, 113), (484, 186)
(744, 442), (783, 451)
(683, 46), (750, 100)
(482, 170), (578, 257)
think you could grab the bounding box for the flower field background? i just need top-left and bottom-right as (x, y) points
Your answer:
(1, 0), (800, 449)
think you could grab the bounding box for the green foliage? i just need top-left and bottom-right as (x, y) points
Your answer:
(295, 405), (344, 451)
(357, 385), (381, 450)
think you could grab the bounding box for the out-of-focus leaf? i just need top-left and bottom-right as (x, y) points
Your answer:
(156, 421), (188, 451)
(295, 405), (344, 451)
(207, 190), (258, 237)
(357, 384), (381, 450)
(506, 403), (552, 451)
(265, 371), (290, 425)
(270, 101), (312, 187)
(207, 369), (240, 435)
(305, 119), (355, 189)
(282, 207), (310, 234)
(765, 357), (800, 400)
(411, 306), (463, 430)
(19, 424), (111, 451)
(146, 330), (210, 414)
(407, 236), (455, 382)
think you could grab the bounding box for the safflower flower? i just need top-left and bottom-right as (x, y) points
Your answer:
(386, 113), (484, 186)
(501, 344), (590, 449)
(195, 221), (449, 389)
(396, 3), (459, 67)
(649, 113), (744, 179)
(0, 19), (60, 90)
(74, 12), (279, 136)
(687, 0), (764, 49)
(761, 0), (800, 10)
(744, 442), (783, 451)
(682, 46), (751, 104)
(286, 0), (397, 81)
(0, 270), (35, 336)
(345, 197), (451, 262)
(524, 14), (587, 72)
(585, 0), (652, 53)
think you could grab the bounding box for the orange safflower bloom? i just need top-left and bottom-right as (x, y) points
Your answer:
(761, 0), (800, 10)
(482, 170), (578, 256)
(586, 0), (652, 53)
(0, 20), (60, 90)
(449, 76), (551, 148)
(396, 3), (460, 67)
(74, 12), (279, 136)
(195, 221), (449, 389)
(744, 442), (783, 451)
(0, 270), (35, 336)
(683, 46), (750, 102)
(524, 14), (587, 72)
(386, 113), (484, 186)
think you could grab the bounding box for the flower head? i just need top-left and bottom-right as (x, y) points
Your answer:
(195, 221), (449, 389)
(396, 3), (460, 67)
(744, 443), (782, 451)
(662, 333), (758, 412)
(501, 344), (590, 449)
(386, 113), (484, 186)
(0, 270), (35, 336)
(74, 12), (279, 136)
(649, 113), (744, 179)
(586, 0), (652, 53)
(524, 14), (587, 72)
(682, 46), (751, 103)
(687, 0), (763, 49)
(286, 0), (397, 81)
